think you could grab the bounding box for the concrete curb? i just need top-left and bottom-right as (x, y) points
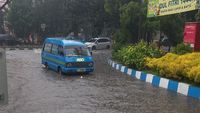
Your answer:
(108, 60), (200, 99)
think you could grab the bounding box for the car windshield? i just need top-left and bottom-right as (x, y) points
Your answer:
(88, 39), (97, 42)
(65, 46), (91, 56)
(65, 36), (75, 40)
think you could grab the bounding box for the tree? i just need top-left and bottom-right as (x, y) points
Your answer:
(6, 0), (33, 38)
(0, 10), (4, 33)
(160, 14), (184, 46)
(6, 0), (110, 39)
(104, 0), (197, 46)
(105, 0), (159, 43)
(120, 1), (141, 42)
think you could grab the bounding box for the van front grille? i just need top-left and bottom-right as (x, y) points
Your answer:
(66, 62), (93, 68)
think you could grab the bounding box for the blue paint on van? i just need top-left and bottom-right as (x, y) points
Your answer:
(41, 38), (94, 74)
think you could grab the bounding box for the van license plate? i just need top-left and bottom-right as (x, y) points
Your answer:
(77, 69), (85, 72)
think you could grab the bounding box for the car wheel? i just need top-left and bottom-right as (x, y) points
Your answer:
(57, 67), (62, 75)
(92, 46), (96, 50)
(57, 67), (63, 79)
(58, 67), (63, 75)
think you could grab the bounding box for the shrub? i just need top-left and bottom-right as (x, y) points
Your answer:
(146, 53), (182, 79)
(112, 40), (164, 70)
(187, 66), (200, 83)
(146, 53), (200, 84)
(172, 43), (192, 55)
(112, 42), (127, 53)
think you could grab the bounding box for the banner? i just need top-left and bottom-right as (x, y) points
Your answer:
(147, 0), (200, 17)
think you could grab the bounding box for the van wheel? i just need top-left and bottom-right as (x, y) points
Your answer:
(106, 45), (110, 49)
(44, 63), (48, 69)
(58, 67), (63, 76)
(84, 72), (90, 75)
(92, 46), (96, 50)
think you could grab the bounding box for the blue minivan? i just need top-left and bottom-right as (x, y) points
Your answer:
(41, 38), (94, 74)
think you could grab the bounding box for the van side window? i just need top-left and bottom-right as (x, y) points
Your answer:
(58, 46), (64, 56)
(44, 43), (52, 53)
(52, 44), (58, 55)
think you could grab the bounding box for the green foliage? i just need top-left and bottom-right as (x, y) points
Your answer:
(5, 0), (200, 45)
(105, 0), (160, 43)
(0, 11), (4, 33)
(6, 0), (33, 38)
(160, 15), (184, 46)
(112, 41), (127, 52)
(172, 43), (192, 55)
(119, 1), (141, 42)
(112, 40), (164, 70)
(195, 11), (200, 22)
(6, 0), (110, 38)
(105, 0), (199, 46)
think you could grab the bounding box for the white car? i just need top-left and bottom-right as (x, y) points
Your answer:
(85, 38), (111, 50)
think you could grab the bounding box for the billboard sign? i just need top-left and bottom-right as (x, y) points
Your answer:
(148, 0), (200, 17)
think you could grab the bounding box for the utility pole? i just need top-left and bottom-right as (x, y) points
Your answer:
(0, 0), (9, 105)
(0, 48), (8, 105)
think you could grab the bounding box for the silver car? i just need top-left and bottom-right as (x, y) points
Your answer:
(85, 38), (111, 50)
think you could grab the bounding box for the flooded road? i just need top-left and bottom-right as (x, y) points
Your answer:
(0, 49), (200, 113)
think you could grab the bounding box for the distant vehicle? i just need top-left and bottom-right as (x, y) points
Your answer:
(0, 34), (20, 46)
(41, 38), (94, 74)
(65, 36), (86, 43)
(65, 36), (75, 40)
(85, 37), (111, 50)
(159, 36), (171, 52)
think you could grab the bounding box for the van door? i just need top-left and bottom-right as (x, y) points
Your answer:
(57, 45), (65, 69)
(50, 44), (66, 71)
(42, 43), (53, 68)
(50, 44), (59, 70)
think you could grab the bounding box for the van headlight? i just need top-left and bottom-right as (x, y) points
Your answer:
(88, 62), (93, 67)
(66, 63), (72, 67)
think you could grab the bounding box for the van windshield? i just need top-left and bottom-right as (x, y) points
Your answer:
(65, 46), (91, 56)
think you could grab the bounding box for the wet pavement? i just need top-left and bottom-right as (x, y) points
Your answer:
(0, 49), (200, 113)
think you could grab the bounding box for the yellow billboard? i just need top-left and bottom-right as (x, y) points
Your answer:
(147, 0), (200, 17)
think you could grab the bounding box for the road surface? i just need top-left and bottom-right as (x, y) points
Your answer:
(0, 49), (200, 113)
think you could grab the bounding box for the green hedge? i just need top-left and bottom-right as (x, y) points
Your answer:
(112, 41), (164, 70)
(172, 43), (192, 55)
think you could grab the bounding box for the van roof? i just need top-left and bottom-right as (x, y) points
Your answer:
(45, 38), (85, 46)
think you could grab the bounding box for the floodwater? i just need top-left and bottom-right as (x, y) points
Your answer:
(0, 49), (200, 113)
